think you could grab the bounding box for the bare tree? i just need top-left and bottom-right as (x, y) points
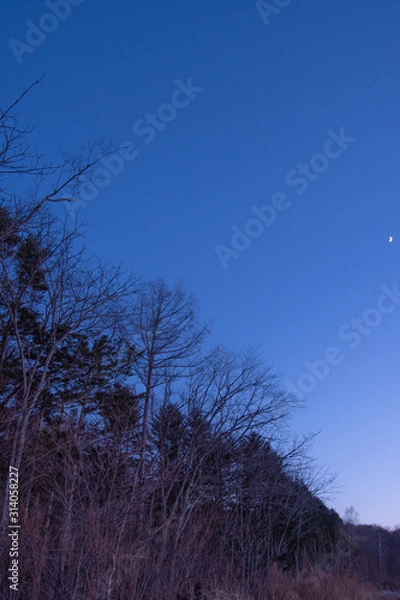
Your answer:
(0, 209), (139, 525)
(126, 279), (208, 533)
(0, 79), (114, 245)
(0, 82), (141, 531)
(146, 346), (303, 588)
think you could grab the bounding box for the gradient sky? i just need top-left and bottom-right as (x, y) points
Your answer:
(1, 0), (399, 528)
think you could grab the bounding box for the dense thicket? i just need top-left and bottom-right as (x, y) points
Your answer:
(343, 520), (400, 590)
(1, 84), (390, 600)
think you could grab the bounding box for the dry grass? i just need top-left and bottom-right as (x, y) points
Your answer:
(203, 566), (378, 600)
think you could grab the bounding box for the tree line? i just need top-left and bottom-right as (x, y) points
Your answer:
(0, 82), (384, 600)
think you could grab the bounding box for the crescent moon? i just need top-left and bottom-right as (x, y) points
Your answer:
(389, 236), (393, 243)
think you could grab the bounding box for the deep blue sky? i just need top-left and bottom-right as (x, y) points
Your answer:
(2, 0), (399, 528)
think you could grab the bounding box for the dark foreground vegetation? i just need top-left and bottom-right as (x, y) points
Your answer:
(1, 84), (399, 599)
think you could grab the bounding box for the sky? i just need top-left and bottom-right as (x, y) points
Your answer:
(1, 0), (399, 528)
